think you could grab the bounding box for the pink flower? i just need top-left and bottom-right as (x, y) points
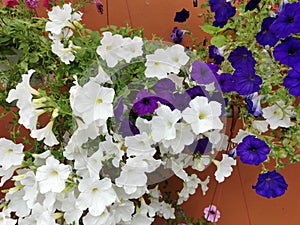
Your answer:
(204, 205), (221, 223)
(4, 0), (19, 7)
(43, 0), (56, 9)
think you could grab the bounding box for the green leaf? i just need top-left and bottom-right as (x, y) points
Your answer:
(200, 23), (220, 35)
(210, 35), (226, 47)
(201, 3), (210, 8)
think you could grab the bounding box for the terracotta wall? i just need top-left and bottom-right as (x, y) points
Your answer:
(36, 0), (209, 47)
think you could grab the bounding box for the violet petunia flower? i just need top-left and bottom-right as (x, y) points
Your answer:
(284, 69), (300, 96)
(228, 46), (256, 70)
(232, 68), (262, 96)
(191, 61), (216, 85)
(252, 170), (288, 198)
(274, 37), (300, 70)
(208, 45), (225, 65)
(185, 85), (206, 99)
(236, 135), (270, 165)
(256, 17), (280, 47)
(174, 8), (190, 22)
(95, 0), (104, 14)
(216, 73), (235, 93)
(171, 27), (185, 44)
(209, 0), (236, 27)
(204, 205), (221, 222)
(269, 2), (300, 38)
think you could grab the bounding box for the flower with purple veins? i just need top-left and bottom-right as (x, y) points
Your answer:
(256, 17), (280, 47)
(26, 0), (38, 9)
(233, 68), (262, 95)
(274, 37), (300, 70)
(204, 205), (221, 222)
(190, 61), (216, 85)
(269, 2), (300, 38)
(209, 45), (225, 65)
(284, 69), (300, 97)
(245, 92), (264, 117)
(174, 8), (190, 23)
(228, 46), (256, 70)
(252, 170), (288, 198)
(170, 27), (185, 44)
(236, 135), (270, 165)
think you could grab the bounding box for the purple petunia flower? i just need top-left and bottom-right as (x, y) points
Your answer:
(209, 45), (225, 65)
(256, 17), (280, 47)
(236, 135), (270, 165)
(95, 0), (104, 14)
(274, 37), (300, 70)
(228, 46), (256, 70)
(252, 170), (288, 198)
(132, 89), (159, 115)
(245, 0), (261, 11)
(170, 27), (185, 44)
(284, 69), (300, 96)
(191, 61), (216, 84)
(114, 97), (124, 122)
(174, 8), (190, 22)
(245, 92), (264, 117)
(119, 119), (140, 137)
(216, 73), (235, 93)
(25, 0), (38, 9)
(209, 0), (236, 27)
(193, 137), (212, 154)
(171, 92), (191, 111)
(186, 86), (206, 99)
(269, 2), (300, 38)
(233, 68), (262, 95)
(204, 205), (221, 223)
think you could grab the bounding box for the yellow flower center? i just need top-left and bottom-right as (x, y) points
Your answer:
(7, 148), (13, 153)
(198, 113), (206, 120)
(96, 98), (103, 104)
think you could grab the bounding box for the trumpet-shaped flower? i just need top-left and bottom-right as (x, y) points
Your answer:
(213, 154), (236, 183)
(182, 96), (223, 134)
(45, 3), (74, 35)
(151, 105), (181, 142)
(262, 101), (295, 129)
(77, 177), (117, 216)
(30, 121), (59, 146)
(284, 68), (300, 96)
(36, 156), (71, 194)
(96, 32), (124, 67)
(51, 40), (75, 64)
(165, 44), (189, 69)
(0, 138), (24, 170)
(73, 80), (115, 125)
(125, 132), (156, 156)
(204, 205), (221, 223)
(145, 49), (177, 79)
(119, 36), (143, 63)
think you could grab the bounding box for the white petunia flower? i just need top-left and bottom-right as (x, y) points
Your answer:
(30, 120), (59, 146)
(231, 129), (253, 144)
(6, 188), (30, 218)
(0, 166), (18, 187)
(192, 156), (211, 172)
(77, 177), (117, 216)
(61, 191), (83, 225)
(6, 69), (42, 130)
(89, 64), (112, 84)
(177, 174), (201, 205)
(151, 105), (181, 142)
(0, 138), (24, 170)
(213, 154), (236, 183)
(262, 101), (295, 129)
(119, 36), (143, 63)
(99, 136), (124, 167)
(145, 48), (177, 79)
(182, 96), (223, 134)
(96, 32), (124, 67)
(125, 132), (156, 156)
(161, 123), (194, 154)
(82, 210), (114, 225)
(45, 3), (73, 35)
(252, 120), (269, 133)
(73, 80), (115, 125)
(51, 40), (75, 64)
(131, 198), (155, 225)
(36, 156), (71, 194)
(200, 176), (210, 195)
(110, 200), (135, 223)
(165, 44), (189, 71)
